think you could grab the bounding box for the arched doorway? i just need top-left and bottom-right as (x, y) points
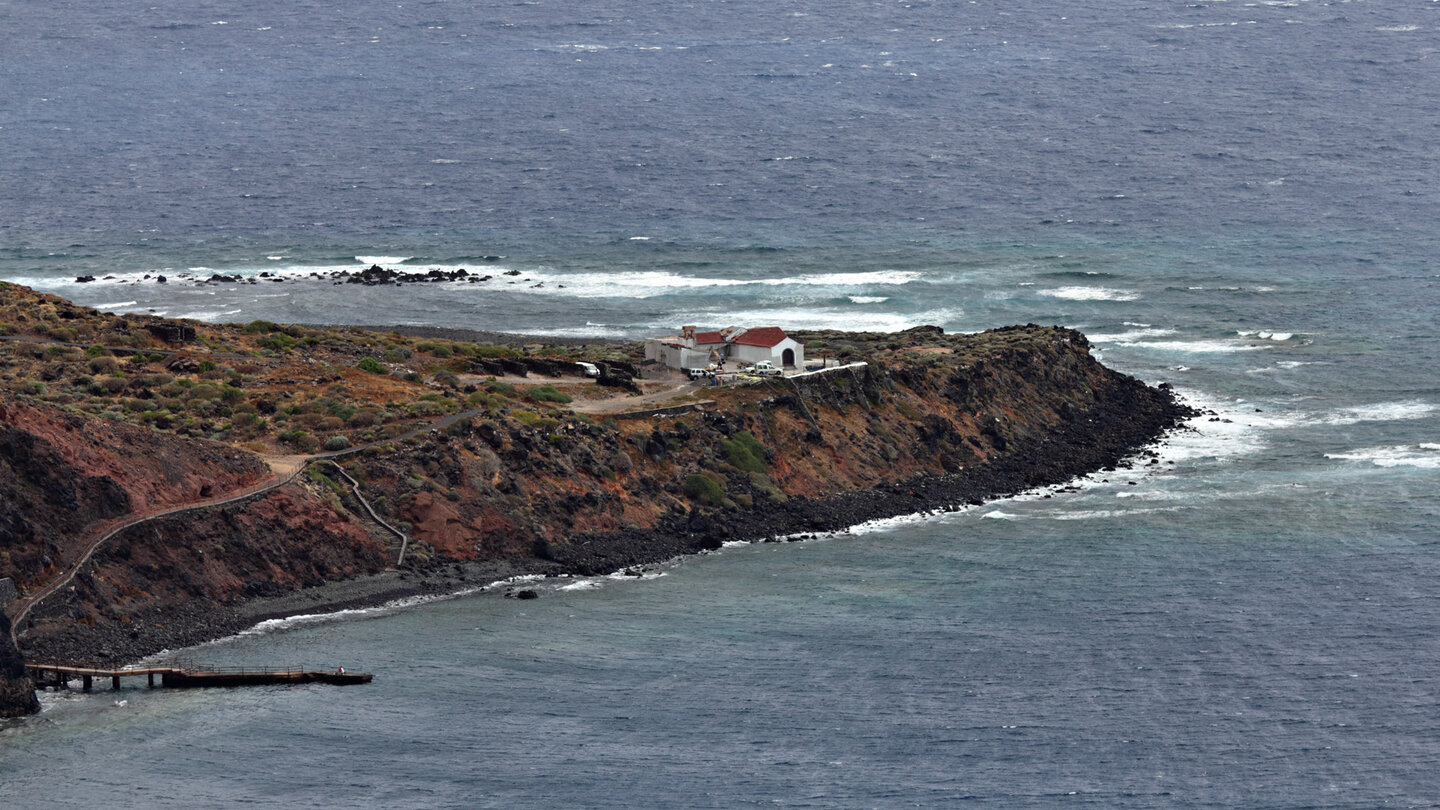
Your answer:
(782, 348), (795, 367)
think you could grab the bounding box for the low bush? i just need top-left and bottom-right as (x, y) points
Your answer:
(723, 430), (767, 474)
(683, 473), (725, 507)
(527, 385), (572, 404)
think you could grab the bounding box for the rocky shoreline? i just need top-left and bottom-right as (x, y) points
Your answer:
(23, 372), (1194, 668)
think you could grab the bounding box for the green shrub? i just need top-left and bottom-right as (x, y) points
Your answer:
(470, 344), (519, 359)
(243, 320), (278, 334)
(357, 357), (386, 374)
(527, 385), (572, 404)
(324, 435), (351, 452)
(723, 430), (767, 474)
(683, 473), (725, 507)
(256, 334), (296, 351)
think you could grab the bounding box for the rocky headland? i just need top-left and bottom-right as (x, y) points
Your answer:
(0, 283), (1195, 717)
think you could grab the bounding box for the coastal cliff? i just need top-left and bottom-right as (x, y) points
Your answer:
(0, 284), (1193, 716)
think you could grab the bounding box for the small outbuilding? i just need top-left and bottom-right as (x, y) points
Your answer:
(645, 325), (804, 372)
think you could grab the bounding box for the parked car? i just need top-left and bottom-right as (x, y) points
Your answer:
(685, 367), (713, 380)
(742, 360), (781, 376)
(576, 362), (600, 378)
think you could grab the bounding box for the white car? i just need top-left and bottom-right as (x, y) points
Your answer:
(576, 362), (600, 378)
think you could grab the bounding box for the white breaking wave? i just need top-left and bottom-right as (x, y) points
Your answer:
(354, 255), (412, 266)
(1085, 327), (1177, 343)
(848, 295), (890, 304)
(1044, 506), (1189, 521)
(663, 305), (963, 333)
(490, 268), (922, 299)
(1319, 402), (1437, 426)
(234, 591), (474, 638)
(1037, 286), (1139, 301)
(174, 308), (244, 321)
(1325, 445), (1440, 469)
(92, 301), (138, 310)
(1116, 339), (1269, 353)
(558, 579), (602, 591)
(1236, 330), (1294, 341)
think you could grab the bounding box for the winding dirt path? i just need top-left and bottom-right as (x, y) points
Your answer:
(569, 379), (705, 414)
(6, 375), (707, 643)
(6, 469), (294, 638)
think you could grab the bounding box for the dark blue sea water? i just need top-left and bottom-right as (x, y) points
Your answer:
(4, 1), (1440, 807)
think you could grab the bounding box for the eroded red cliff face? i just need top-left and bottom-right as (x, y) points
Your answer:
(0, 399), (267, 589)
(21, 484), (390, 663)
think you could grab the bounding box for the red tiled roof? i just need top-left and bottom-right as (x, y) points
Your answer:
(692, 331), (727, 345)
(730, 327), (788, 348)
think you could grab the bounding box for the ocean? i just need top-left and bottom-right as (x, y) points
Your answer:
(3, 0), (1440, 806)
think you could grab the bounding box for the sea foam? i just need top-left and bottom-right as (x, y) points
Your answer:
(1325, 445), (1440, 469)
(1036, 286), (1140, 301)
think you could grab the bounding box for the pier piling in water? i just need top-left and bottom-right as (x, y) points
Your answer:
(25, 663), (372, 691)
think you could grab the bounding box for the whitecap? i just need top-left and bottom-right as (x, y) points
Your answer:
(847, 295), (889, 304)
(93, 301), (137, 310)
(1037, 286), (1139, 301)
(981, 510), (1019, 520)
(354, 255), (411, 266)
(1319, 402), (1437, 426)
(1117, 339), (1267, 353)
(1325, 445), (1440, 469)
(174, 308), (244, 321)
(1086, 327), (1177, 343)
(663, 305), (963, 333)
(1047, 506), (1188, 521)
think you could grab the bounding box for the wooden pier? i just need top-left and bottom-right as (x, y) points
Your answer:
(26, 662), (371, 691)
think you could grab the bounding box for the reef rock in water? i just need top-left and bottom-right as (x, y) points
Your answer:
(0, 612), (39, 717)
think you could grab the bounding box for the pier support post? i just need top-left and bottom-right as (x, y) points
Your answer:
(112, 675), (121, 690)
(148, 672), (155, 688)
(82, 674), (92, 692)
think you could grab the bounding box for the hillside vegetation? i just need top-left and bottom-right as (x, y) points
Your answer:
(0, 283), (1190, 689)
